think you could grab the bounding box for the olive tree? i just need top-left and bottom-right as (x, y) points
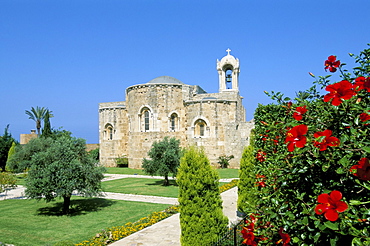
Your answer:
(142, 136), (181, 186)
(25, 135), (105, 214)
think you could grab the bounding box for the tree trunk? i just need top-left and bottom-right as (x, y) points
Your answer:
(163, 175), (169, 186)
(62, 195), (71, 215)
(36, 119), (41, 136)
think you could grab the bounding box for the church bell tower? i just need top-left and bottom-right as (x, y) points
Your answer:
(217, 48), (240, 92)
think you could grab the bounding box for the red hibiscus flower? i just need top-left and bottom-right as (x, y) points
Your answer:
(241, 232), (257, 246)
(241, 227), (257, 246)
(359, 112), (370, 123)
(323, 80), (356, 106)
(353, 76), (370, 92)
(315, 190), (348, 221)
(256, 150), (267, 162)
(293, 106), (307, 121)
(285, 125), (308, 152)
(324, 55), (340, 72)
(350, 158), (370, 181)
(278, 228), (290, 246)
(313, 129), (340, 151)
(256, 174), (266, 187)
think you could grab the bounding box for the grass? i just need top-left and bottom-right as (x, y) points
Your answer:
(102, 177), (228, 197)
(0, 197), (169, 246)
(215, 168), (239, 179)
(102, 178), (179, 198)
(15, 174), (27, 186)
(5, 167), (237, 245)
(105, 167), (239, 179)
(105, 167), (145, 175)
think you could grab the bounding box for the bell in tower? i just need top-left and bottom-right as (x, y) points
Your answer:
(217, 48), (240, 92)
(225, 69), (232, 89)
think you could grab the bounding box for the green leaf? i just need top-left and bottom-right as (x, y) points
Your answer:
(313, 232), (321, 243)
(339, 156), (349, 166)
(355, 115), (360, 125)
(292, 237), (300, 243)
(302, 216), (308, 225)
(362, 146), (370, 153)
(324, 221), (339, 231)
(271, 198), (279, 205)
(352, 237), (363, 246)
(322, 164), (330, 172)
(336, 167), (345, 174)
(355, 178), (370, 191)
(349, 200), (370, 206)
(330, 237), (338, 246)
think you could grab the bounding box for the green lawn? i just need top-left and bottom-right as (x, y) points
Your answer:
(102, 177), (228, 198)
(5, 167), (237, 245)
(105, 167), (239, 179)
(102, 178), (179, 197)
(105, 167), (146, 175)
(0, 197), (169, 246)
(15, 174), (27, 186)
(215, 168), (239, 179)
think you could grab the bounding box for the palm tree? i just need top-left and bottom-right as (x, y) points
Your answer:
(25, 106), (53, 136)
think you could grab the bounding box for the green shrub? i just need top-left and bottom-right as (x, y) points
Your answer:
(88, 148), (99, 161)
(177, 146), (228, 246)
(0, 172), (17, 193)
(218, 155), (234, 169)
(243, 46), (370, 245)
(5, 141), (16, 172)
(115, 155), (128, 167)
(237, 131), (256, 213)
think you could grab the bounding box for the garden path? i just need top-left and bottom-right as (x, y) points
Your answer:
(0, 174), (240, 245)
(109, 186), (239, 246)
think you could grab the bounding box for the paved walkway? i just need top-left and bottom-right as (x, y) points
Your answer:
(0, 174), (240, 246)
(109, 187), (239, 246)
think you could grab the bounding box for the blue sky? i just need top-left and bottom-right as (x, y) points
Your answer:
(1, 1), (369, 144)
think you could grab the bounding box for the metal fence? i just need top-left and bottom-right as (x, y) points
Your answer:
(211, 217), (246, 246)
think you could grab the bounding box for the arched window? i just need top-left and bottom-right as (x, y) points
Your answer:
(140, 107), (151, 132)
(105, 124), (114, 140)
(194, 119), (207, 137)
(170, 113), (178, 131)
(199, 123), (205, 136)
(144, 110), (150, 131)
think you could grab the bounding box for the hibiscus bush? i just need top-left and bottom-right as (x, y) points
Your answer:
(242, 45), (370, 245)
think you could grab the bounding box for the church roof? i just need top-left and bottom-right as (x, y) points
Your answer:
(146, 76), (184, 85)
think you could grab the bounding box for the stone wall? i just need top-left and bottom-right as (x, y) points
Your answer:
(99, 101), (129, 167)
(99, 78), (254, 169)
(20, 130), (38, 145)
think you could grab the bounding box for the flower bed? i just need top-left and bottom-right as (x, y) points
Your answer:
(75, 179), (237, 245)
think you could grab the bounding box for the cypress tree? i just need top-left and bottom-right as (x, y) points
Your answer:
(237, 131), (256, 213)
(177, 146), (228, 246)
(41, 110), (52, 138)
(5, 142), (17, 172)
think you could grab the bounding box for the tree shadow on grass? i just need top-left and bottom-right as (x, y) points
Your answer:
(145, 179), (178, 186)
(36, 198), (116, 217)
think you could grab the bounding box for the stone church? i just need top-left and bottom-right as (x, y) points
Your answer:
(99, 50), (254, 169)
